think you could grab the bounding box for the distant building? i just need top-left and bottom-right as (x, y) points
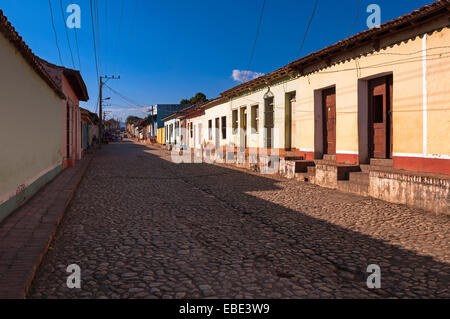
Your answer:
(146, 104), (188, 142)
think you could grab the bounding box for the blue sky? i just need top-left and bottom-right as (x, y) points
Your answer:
(1, 0), (434, 120)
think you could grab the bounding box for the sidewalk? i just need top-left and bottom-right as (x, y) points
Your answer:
(0, 155), (93, 299)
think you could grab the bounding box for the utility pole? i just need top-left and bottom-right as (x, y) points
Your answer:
(99, 75), (120, 149)
(152, 105), (155, 139)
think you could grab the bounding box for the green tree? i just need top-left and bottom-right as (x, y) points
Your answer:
(190, 92), (207, 105)
(126, 116), (141, 124)
(179, 92), (207, 106)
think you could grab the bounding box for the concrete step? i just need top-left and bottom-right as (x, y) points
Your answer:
(349, 172), (369, 185)
(295, 172), (315, 183)
(337, 165), (362, 181)
(370, 158), (393, 167)
(314, 159), (338, 166)
(323, 154), (337, 162)
(307, 166), (316, 175)
(284, 156), (304, 161)
(360, 164), (371, 172)
(288, 160), (315, 173)
(338, 180), (369, 196)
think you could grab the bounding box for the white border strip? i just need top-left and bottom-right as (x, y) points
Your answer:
(299, 148), (314, 152)
(336, 150), (359, 155)
(393, 152), (450, 160)
(422, 34), (428, 155)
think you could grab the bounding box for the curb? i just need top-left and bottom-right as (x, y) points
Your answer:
(22, 154), (95, 299)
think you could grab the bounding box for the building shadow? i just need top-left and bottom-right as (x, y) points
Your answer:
(29, 141), (449, 299)
(119, 142), (449, 298)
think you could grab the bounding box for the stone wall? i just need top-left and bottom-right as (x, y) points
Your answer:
(369, 171), (450, 215)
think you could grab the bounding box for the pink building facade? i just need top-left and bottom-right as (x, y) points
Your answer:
(39, 59), (89, 168)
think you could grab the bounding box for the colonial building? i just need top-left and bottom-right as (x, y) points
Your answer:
(178, 1), (450, 213)
(39, 59), (89, 168)
(0, 10), (66, 221)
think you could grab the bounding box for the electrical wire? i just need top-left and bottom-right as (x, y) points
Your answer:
(105, 84), (146, 108)
(297, 0), (319, 58)
(94, 0), (103, 75)
(245, 0), (267, 83)
(74, 27), (82, 70)
(348, 0), (362, 36)
(90, 0), (100, 113)
(59, 0), (75, 68)
(48, 0), (64, 66)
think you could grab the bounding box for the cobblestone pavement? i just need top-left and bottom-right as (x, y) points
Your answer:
(29, 140), (450, 299)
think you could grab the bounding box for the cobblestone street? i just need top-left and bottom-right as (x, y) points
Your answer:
(29, 140), (450, 299)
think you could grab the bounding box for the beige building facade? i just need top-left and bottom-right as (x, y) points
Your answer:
(0, 11), (66, 222)
(179, 1), (450, 213)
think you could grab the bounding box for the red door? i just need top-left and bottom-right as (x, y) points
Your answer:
(369, 76), (392, 159)
(323, 88), (336, 155)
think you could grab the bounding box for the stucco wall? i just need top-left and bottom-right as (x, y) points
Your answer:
(0, 33), (63, 220)
(228, 79), (299, 149)
(426, 27), (450, 157)
(204, 102), (232, 147)
(187, 115), (205, 149)
(208, 18), (449, 174)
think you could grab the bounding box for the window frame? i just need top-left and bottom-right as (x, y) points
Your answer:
(208, 119), (213, 140)
(221, 116), (227, 140)
(251, 104), (259, 134)
(232, 110), (238, 135)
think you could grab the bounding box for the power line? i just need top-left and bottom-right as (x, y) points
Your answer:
(348, 0), (362, 36)
(104, 0), (109, 74)
(245, 0), (267, 83)
(48, 0), (64, 66)
(297, 0), (319, 58)
(105, 84), (145, 108)
(94, 0), (103, 74)
(59, 0), (75, 68)
(74, 27), (81, 70)
(90, 0), (100, 113)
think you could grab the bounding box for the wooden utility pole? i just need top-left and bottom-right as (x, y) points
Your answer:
(98, 75), (120, 149)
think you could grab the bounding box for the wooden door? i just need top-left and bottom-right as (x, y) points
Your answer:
(369, 76), (392, 158)
(322, 88), (336, 155)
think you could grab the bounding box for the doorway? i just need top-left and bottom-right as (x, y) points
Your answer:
(215, 117), (220, 150)
(368, 75), (393, 159)
(285, 92), (295, 150)
(264, 97), (274, 149)
(322, 87), (336, 155)
(240, 107), (247, 149)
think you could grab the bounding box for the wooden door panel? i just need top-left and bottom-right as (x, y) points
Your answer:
(369, 77), (389, 159)
(323, 88), (336, 155)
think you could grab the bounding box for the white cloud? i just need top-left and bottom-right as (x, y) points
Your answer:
(232, 69), (265, 83)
